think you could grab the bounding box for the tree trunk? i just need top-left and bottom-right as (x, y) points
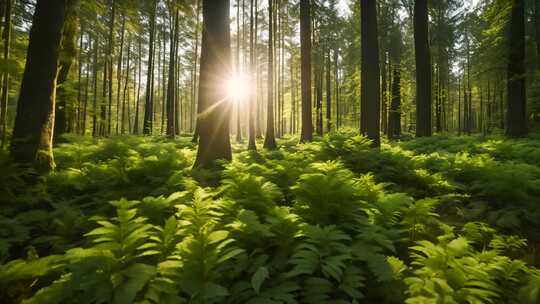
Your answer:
(107, 1), (115, 135)
(116, 15), (125, 135)
(299, 0), (312, 142)
(414, 0), (432, 137)
(247, 0), (257, 150)
(10, 0), (68, 172)
(264, 0), (277, 149)
(166, 8), (179, 138)
(193, 0), (232, 168)
(92, 32), (98, 137)
(326, 49), (332, 132)
(0, 0), (13, 147)
(143, 0), (157, 135)
(506, 0), (527, 137)
(121, 39), (131, 135)
(361, 0), (381, 147)
(54, 0), (79, 142)
(133, 37), (142, 133)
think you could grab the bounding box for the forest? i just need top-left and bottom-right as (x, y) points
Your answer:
(0, 0), (540, 303)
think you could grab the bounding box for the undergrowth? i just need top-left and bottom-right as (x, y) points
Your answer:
(0, 131), (539, 303)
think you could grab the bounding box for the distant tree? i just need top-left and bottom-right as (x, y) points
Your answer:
(263, 0), (277, 149)
(506, 0), (527, 137)
(388, 20), (402, 139)
(193, 0), (232, 168)
(299, 0), (313, 142)
(247, 0), (257, 151)
(143, 0), (157, 135)
(414, 0), (432, 137)
(10, 0), (70, 171)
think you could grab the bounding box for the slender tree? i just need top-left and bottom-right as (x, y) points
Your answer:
(193, 0), (232, 168)
(247, 0), (257, 150)
(0, 0), (13, 147)
(263, 0), (277, 149)
(300, 0), (313, 142)
(143, 0), (157, 135)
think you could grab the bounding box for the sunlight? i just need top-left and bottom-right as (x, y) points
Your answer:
(225, 73), (249, 102)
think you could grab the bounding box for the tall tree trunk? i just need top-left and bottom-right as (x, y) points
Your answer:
(107, 1), (115, 135)
(457, 75), (461, 135)
(414, 0), (432, 137)
(388, 63), (401, 139)
(92, 32), (98, 137)
(506, 0), (527, 137)
(247, 0), (257, 150)
(121, 39), (131, 135)
(76, 24), (83, 134)
(0, 0), (12, 147)
(334, 48), (339, 129)
(82, 33), (90, 135)
(10, 0), (68, 171)
(326, 49), (332, 132)
(235, 0), (242, 142)
(133, 38), (142, 133)
(191, 0), (201, 136)
(54, 0), (79, 142)
(193, 0), (232, 168)
(263, 0), (277, 149)
(143, 0), (157, 135)
(299, 0), (312, 142)
(166, 8), (179, 138)
(361, 0), (381, 147)
(116, 15), (126, 135)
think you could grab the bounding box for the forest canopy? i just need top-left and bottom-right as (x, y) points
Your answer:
(0, 0), (540, 303)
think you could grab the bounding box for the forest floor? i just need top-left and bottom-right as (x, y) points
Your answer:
(1, 130), (540, 303)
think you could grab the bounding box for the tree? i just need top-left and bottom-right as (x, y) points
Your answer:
(247, 0), (257, 150)
(54, 0), (80, 142)
(263, 0), (277, 149)
(388, 20), (402, 139)
(0, 0), (13, 147)
(10, 0), (70, 171)
(193, 0), (232, 168)
(299, 0), (313, 142)
(143, 0), (157, 135)
(414, 0), (432, 137)
(506, 0), (527, 137)
(361, 0), (381, 147)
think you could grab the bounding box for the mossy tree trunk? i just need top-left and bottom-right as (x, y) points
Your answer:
(10, 0), (69, 172)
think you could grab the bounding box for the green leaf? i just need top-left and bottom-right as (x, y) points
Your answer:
(113, 263), (156, 304)
(251, 266), (269, 294)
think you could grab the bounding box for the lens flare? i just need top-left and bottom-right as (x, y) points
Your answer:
(226, 73), (249, 102)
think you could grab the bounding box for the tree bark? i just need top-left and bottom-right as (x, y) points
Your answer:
(143, 0), (157, 135)
(0, 0), (12, 147)
(10, 0), (68, 172)
(193, 0), (232, 168)
(299, 0), (312, 142)
(506, 0), (527, 137)
(263, 0), (277, 149)
(54, 0), (79, 142)
(247, 0), (257, 150)
(414, 0), (432, 137)
(361, 0), (381, 147)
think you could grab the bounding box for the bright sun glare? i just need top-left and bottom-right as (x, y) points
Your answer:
(226, 73), (250, 102)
